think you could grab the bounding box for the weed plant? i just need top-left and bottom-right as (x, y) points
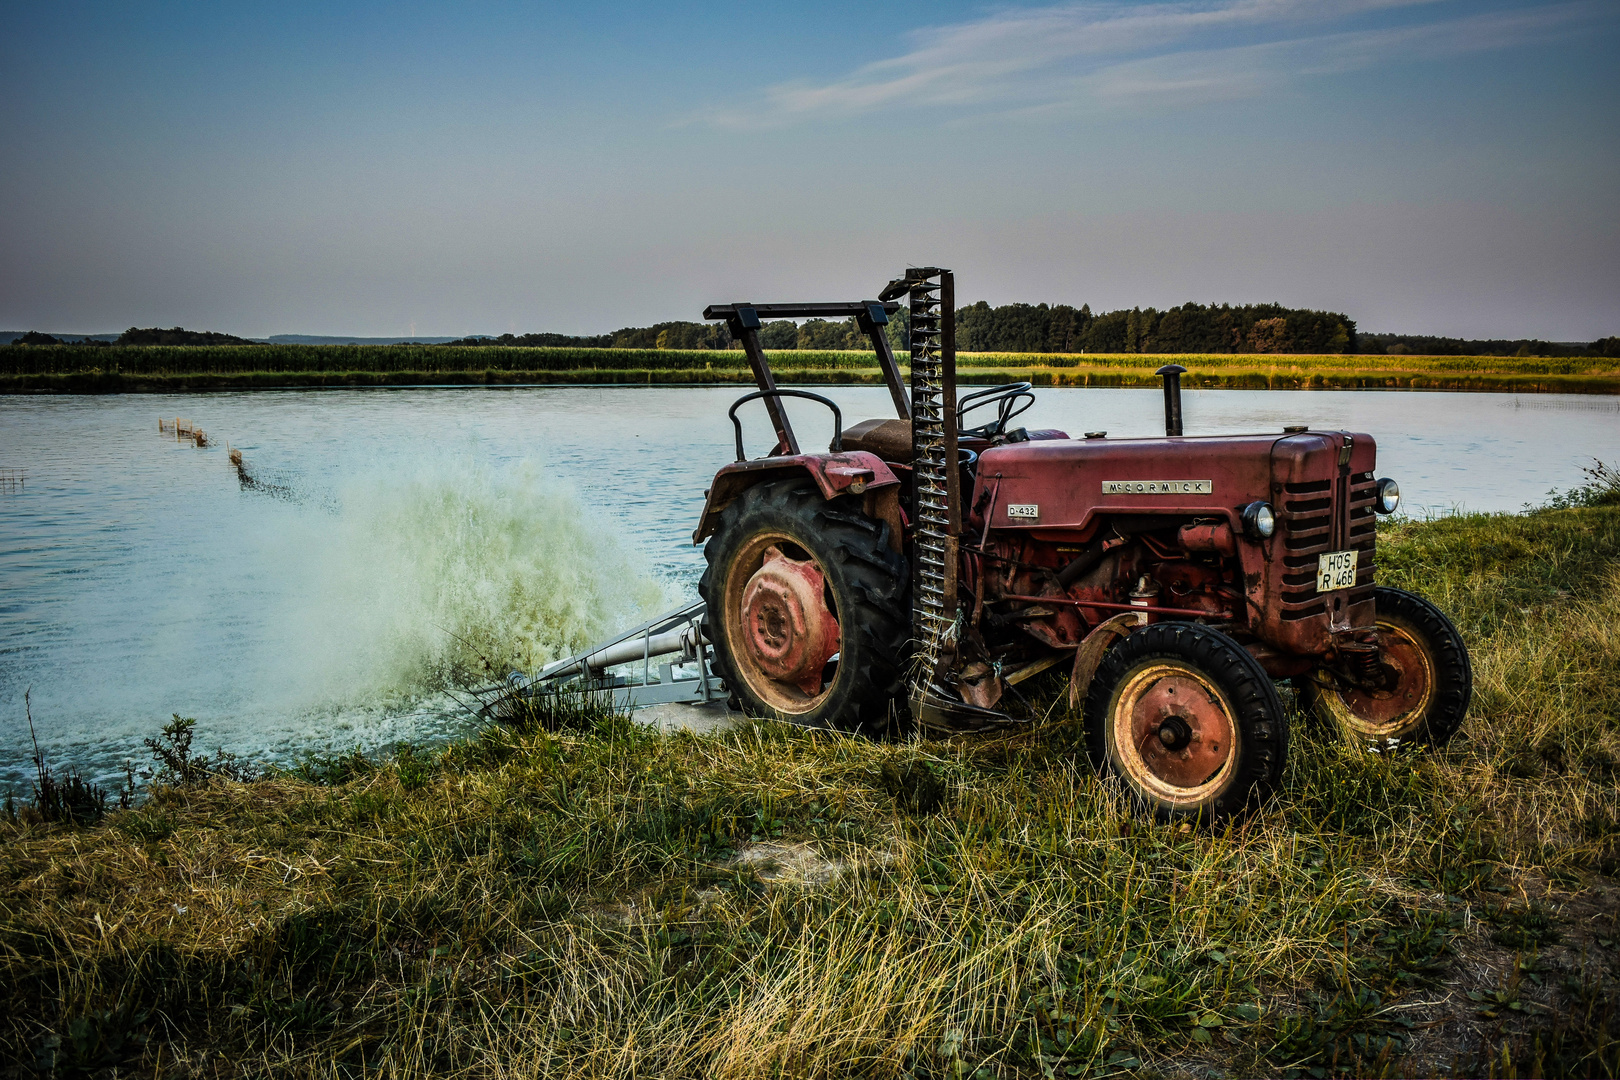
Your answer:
(1540, 460), (1620, 510)
(1, 506), (1618, 1076)
(142, 715), (260, 786)
(9, 690), (133, 828)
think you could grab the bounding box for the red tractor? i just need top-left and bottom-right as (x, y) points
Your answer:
(694, 269), (1472, 822)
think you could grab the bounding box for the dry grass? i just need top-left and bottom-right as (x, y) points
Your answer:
(3, 507), (1618, 1078)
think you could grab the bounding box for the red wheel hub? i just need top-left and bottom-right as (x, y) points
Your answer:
(739, 545), (840, 696)
(1128, 672), (1234, 789)
(1337, 630), (1431, 728)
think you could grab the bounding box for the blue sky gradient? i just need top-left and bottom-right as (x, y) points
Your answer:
(2, 0), (1616, 339)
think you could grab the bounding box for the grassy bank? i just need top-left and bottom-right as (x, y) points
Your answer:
(3, 344), (1618, 394)
(3, 504), (1619, 1078)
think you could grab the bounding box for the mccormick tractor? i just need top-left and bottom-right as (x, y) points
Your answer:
(504, 267), (1472, 824)
(690, 268), (1471, 822)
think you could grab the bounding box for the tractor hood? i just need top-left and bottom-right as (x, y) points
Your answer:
(976, 431), (1378, 536)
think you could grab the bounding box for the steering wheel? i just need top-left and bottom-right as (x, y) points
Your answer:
(957, 382), (1035, 439)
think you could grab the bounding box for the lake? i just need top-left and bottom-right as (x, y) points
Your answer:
(3, 385), (1617, 789)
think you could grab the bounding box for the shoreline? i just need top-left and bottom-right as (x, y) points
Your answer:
(4, 368), (1618, 395)
(2, 345), (1617, 395)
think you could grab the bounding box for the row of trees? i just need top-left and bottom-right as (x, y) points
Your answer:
(117, 327), (252, 346)
(11, 318), (1619, 358)
(1356, 333), (1620, 358)
(443, 316), (907, 353)
(442, 321), (737, 351)
(5, 327), (254, 346)
(954, 301), (1357, 354)
(444, 302), (1361, 355)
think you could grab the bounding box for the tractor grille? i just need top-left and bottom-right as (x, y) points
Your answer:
(907, 272), (953, 658)
(1277, 470), (1378, 621)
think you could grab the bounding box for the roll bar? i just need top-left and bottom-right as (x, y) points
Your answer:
(728, 389), (843, 461)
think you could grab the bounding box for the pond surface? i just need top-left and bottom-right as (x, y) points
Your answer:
(2, 385), (1616, 787)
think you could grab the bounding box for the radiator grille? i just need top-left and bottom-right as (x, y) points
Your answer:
(1278, 470), (1377, 620)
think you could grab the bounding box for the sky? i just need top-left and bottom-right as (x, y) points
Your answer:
(2, 0), (1617, 340)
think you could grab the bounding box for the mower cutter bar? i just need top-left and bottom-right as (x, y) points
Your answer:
(492, 599), (725, 713)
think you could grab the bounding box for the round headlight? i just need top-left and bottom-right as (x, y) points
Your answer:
(1376, 477), (1400, 515)
(1242, 500), (1276, 539)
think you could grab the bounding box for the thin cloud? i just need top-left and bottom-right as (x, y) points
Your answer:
(697, 0), (1601, 127)
(1090, 4), (1597, 107)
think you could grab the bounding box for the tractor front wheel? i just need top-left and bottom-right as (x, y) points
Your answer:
(699, 479), (909, 733)
(1084, 622), (1288, 824)
(1299, 586), (1471, 749)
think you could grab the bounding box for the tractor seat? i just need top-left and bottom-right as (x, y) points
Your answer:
(841, 418), (914, 461)
(840, 417), (1070, 462)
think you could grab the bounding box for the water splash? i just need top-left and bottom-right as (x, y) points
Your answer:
(285, 454), (673, 711)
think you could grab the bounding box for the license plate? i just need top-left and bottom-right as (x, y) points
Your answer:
(1316, 550), (1358, 592)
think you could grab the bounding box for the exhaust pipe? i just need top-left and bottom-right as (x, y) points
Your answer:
(1156, 363), (1186, 436)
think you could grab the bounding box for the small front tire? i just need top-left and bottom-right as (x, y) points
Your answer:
(1299, 586), (1471, 749)
(1084, 622), (1287, 824)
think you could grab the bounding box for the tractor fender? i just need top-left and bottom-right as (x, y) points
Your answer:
(693, 451), (903, 549)
(1068, 612), (1146, 709)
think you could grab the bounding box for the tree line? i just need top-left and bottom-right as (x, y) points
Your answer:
(1357, 333), (1620, 359)
(441, 302), (1366, 355)
(116, 326), (253, 346)
(440, 303), (1354, 354)
(445, 303), (1354, 354)
(441, 316), (908, 353)
(9, 313), (1618, 358)
(954, 301), (1359, 354)
(447, 303), (1617, 358)
(11, 327), (255, 347)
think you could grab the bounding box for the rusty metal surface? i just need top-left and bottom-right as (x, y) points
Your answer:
(740, 545), (840, 697)
(1178, 520), (1237, 556)
(1328, 620), (1435, 735)
(1001, 593), (1231, 620)
(1069, 612), (1142, 709)
(1107, 662), (1238, 805)
(1124, 668), (1234, 789)
(971, 429), (1377, 660)
(717, 531), (838, 717)
(692, 451), (900, 544)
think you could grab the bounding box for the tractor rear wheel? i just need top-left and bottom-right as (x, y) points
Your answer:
(1084, 622), (1287, 824)
(1299, 586), (1471, 749)
(699, 479), (909, 734)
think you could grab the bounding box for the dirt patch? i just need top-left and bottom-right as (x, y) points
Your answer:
(729, 842), (852, 886)
(1388, 874), (1620, 1075)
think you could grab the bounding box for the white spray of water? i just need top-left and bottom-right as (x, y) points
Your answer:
(283, 454), (672, 710)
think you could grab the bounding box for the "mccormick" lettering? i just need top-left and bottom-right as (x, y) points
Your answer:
(1102, 480), (1214, 495)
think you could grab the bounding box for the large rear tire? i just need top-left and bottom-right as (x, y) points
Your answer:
(1299, 586), (1471, 749)
(1084, 622), (1288, 824)
(699, 479), (909, 733)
